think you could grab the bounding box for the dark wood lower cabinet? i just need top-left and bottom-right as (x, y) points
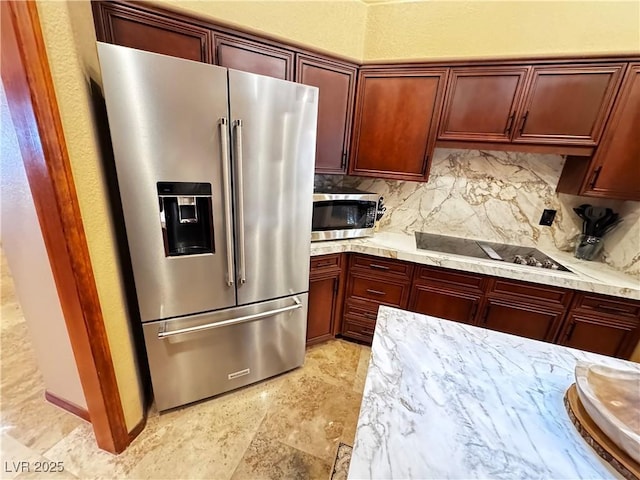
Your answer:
(307, 254), (344, 346)
(557, 313), (640, 358)
(340, 254), (413, 343)
(307, 274), (340, 345)
(409, 285), (480, 325)
(306, 253), (639, 358)
(408, 265), (485, 325)
(556, 293), (640, 358)
(480, 298), (564, 342)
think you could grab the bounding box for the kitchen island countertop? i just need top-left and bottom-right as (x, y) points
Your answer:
(349, 306), (640, 479)
(310, 231), (640, 300)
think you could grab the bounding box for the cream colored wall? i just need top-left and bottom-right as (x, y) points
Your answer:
(35, 0), (143, 432)
(364, 1), (640, 62)
(151, 0), (368, 61)
(1, 83), (87, 410)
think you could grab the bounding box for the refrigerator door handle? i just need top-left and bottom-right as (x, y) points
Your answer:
(219, 118), (234, 287)
(157, 296), (301, 338)
(234, 119), (247, 285)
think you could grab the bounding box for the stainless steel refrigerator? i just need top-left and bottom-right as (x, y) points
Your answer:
(97, 42), (318, 411)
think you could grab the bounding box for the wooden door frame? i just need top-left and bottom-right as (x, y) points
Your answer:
(1, 0), (138, 454)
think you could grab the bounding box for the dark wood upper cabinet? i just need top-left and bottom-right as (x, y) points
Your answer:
(581, 64), (640, 200)
(214, 34), (293, 80)
(438, 67), (529, 142)
(92, 2), (212, 62)
(296, 55), (357, 174)
(350, 68), (447, 181)
(512, 64), (624, 146)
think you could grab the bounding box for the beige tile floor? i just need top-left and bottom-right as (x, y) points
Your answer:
(1, 253), (370, 479)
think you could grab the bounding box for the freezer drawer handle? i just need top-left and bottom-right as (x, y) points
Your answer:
(157, 297), (302, 339)
(219, 118), (234, 287)
(234, 119), (247, 285)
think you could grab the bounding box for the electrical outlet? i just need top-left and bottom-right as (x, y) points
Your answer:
(539, 209), (557, 226)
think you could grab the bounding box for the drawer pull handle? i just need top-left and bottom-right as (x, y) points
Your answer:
(364, 313), (377, 320)
(370, 263), (390, 270)
(361, 328), (374, 335)
(366, 289), (386, 296)
(315, 262), (333, 268)
(596, 304), (631, 314)
(504, 112), (515, 135)
(158, 297), (301, 338)
(565, 322), (577, 341)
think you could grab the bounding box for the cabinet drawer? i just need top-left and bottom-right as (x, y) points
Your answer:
(310, 254), (342, 273)
(409, 284), (480, 325)
(415, 265), (486, 292)
(345, 300), (380, 320)
(347, 273), (408, 306)
(573, 293), (640, 319)
(558, 312), (640, 359)
(350, 254), (413, 279)
(480, 298), (564, 342)
(489, 279), (572, 307)
(342, 317), (376, 343)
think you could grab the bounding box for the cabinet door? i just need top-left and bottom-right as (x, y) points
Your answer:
(438, 67), (528, 142)
(558, 313), (639, 359)
(409, 284), (481, 325)
(307, 273), (340, 345)
(296, 55), (357, 174)
(350, 68), (448, 181)
(214, 34), (293, 80)
(480, 299), (563, 342)
(582, 64), (640, 200)
(512, 64), (624, 145)
(92, 2), (212, 62)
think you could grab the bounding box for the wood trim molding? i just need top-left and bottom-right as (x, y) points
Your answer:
(45, 391), (91, 423)
(436, 140), (594, 157)
(128, 415), (147, 443)
(1, 1), (137, 454)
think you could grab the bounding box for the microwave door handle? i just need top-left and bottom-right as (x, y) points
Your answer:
(219, 118), (234, 287)
(234, 119), (246, 285)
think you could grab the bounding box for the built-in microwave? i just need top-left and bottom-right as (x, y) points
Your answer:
(311, 187), (380, 241)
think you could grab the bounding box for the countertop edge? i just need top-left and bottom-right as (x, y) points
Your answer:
(310, 234), (640, 301)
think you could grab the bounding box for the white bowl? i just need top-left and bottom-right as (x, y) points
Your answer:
(574, 361), (640, 464)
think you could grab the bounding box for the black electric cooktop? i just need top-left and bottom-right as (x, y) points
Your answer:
(414, 232), (572, 272)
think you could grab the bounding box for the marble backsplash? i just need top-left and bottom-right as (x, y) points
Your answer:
(316, 148), (640, 278)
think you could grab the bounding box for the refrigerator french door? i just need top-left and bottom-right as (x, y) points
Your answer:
(97, 43), (317, 411)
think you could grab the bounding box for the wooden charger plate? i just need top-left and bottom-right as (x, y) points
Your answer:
(565, 383), (640, 480)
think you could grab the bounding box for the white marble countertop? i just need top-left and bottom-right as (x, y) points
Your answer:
(310, 231), (640, 300)
(349, 306), (640, 479)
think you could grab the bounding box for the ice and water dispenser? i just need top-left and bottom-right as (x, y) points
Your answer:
(157, 182), (214, 256)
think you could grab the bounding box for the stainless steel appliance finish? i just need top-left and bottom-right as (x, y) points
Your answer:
(97, 43), (236, 321)
(98, 43), (318, 410)
(311, 188), (380, 241)
(228, 70), (317, 305)
(143, 294), (307, 411)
